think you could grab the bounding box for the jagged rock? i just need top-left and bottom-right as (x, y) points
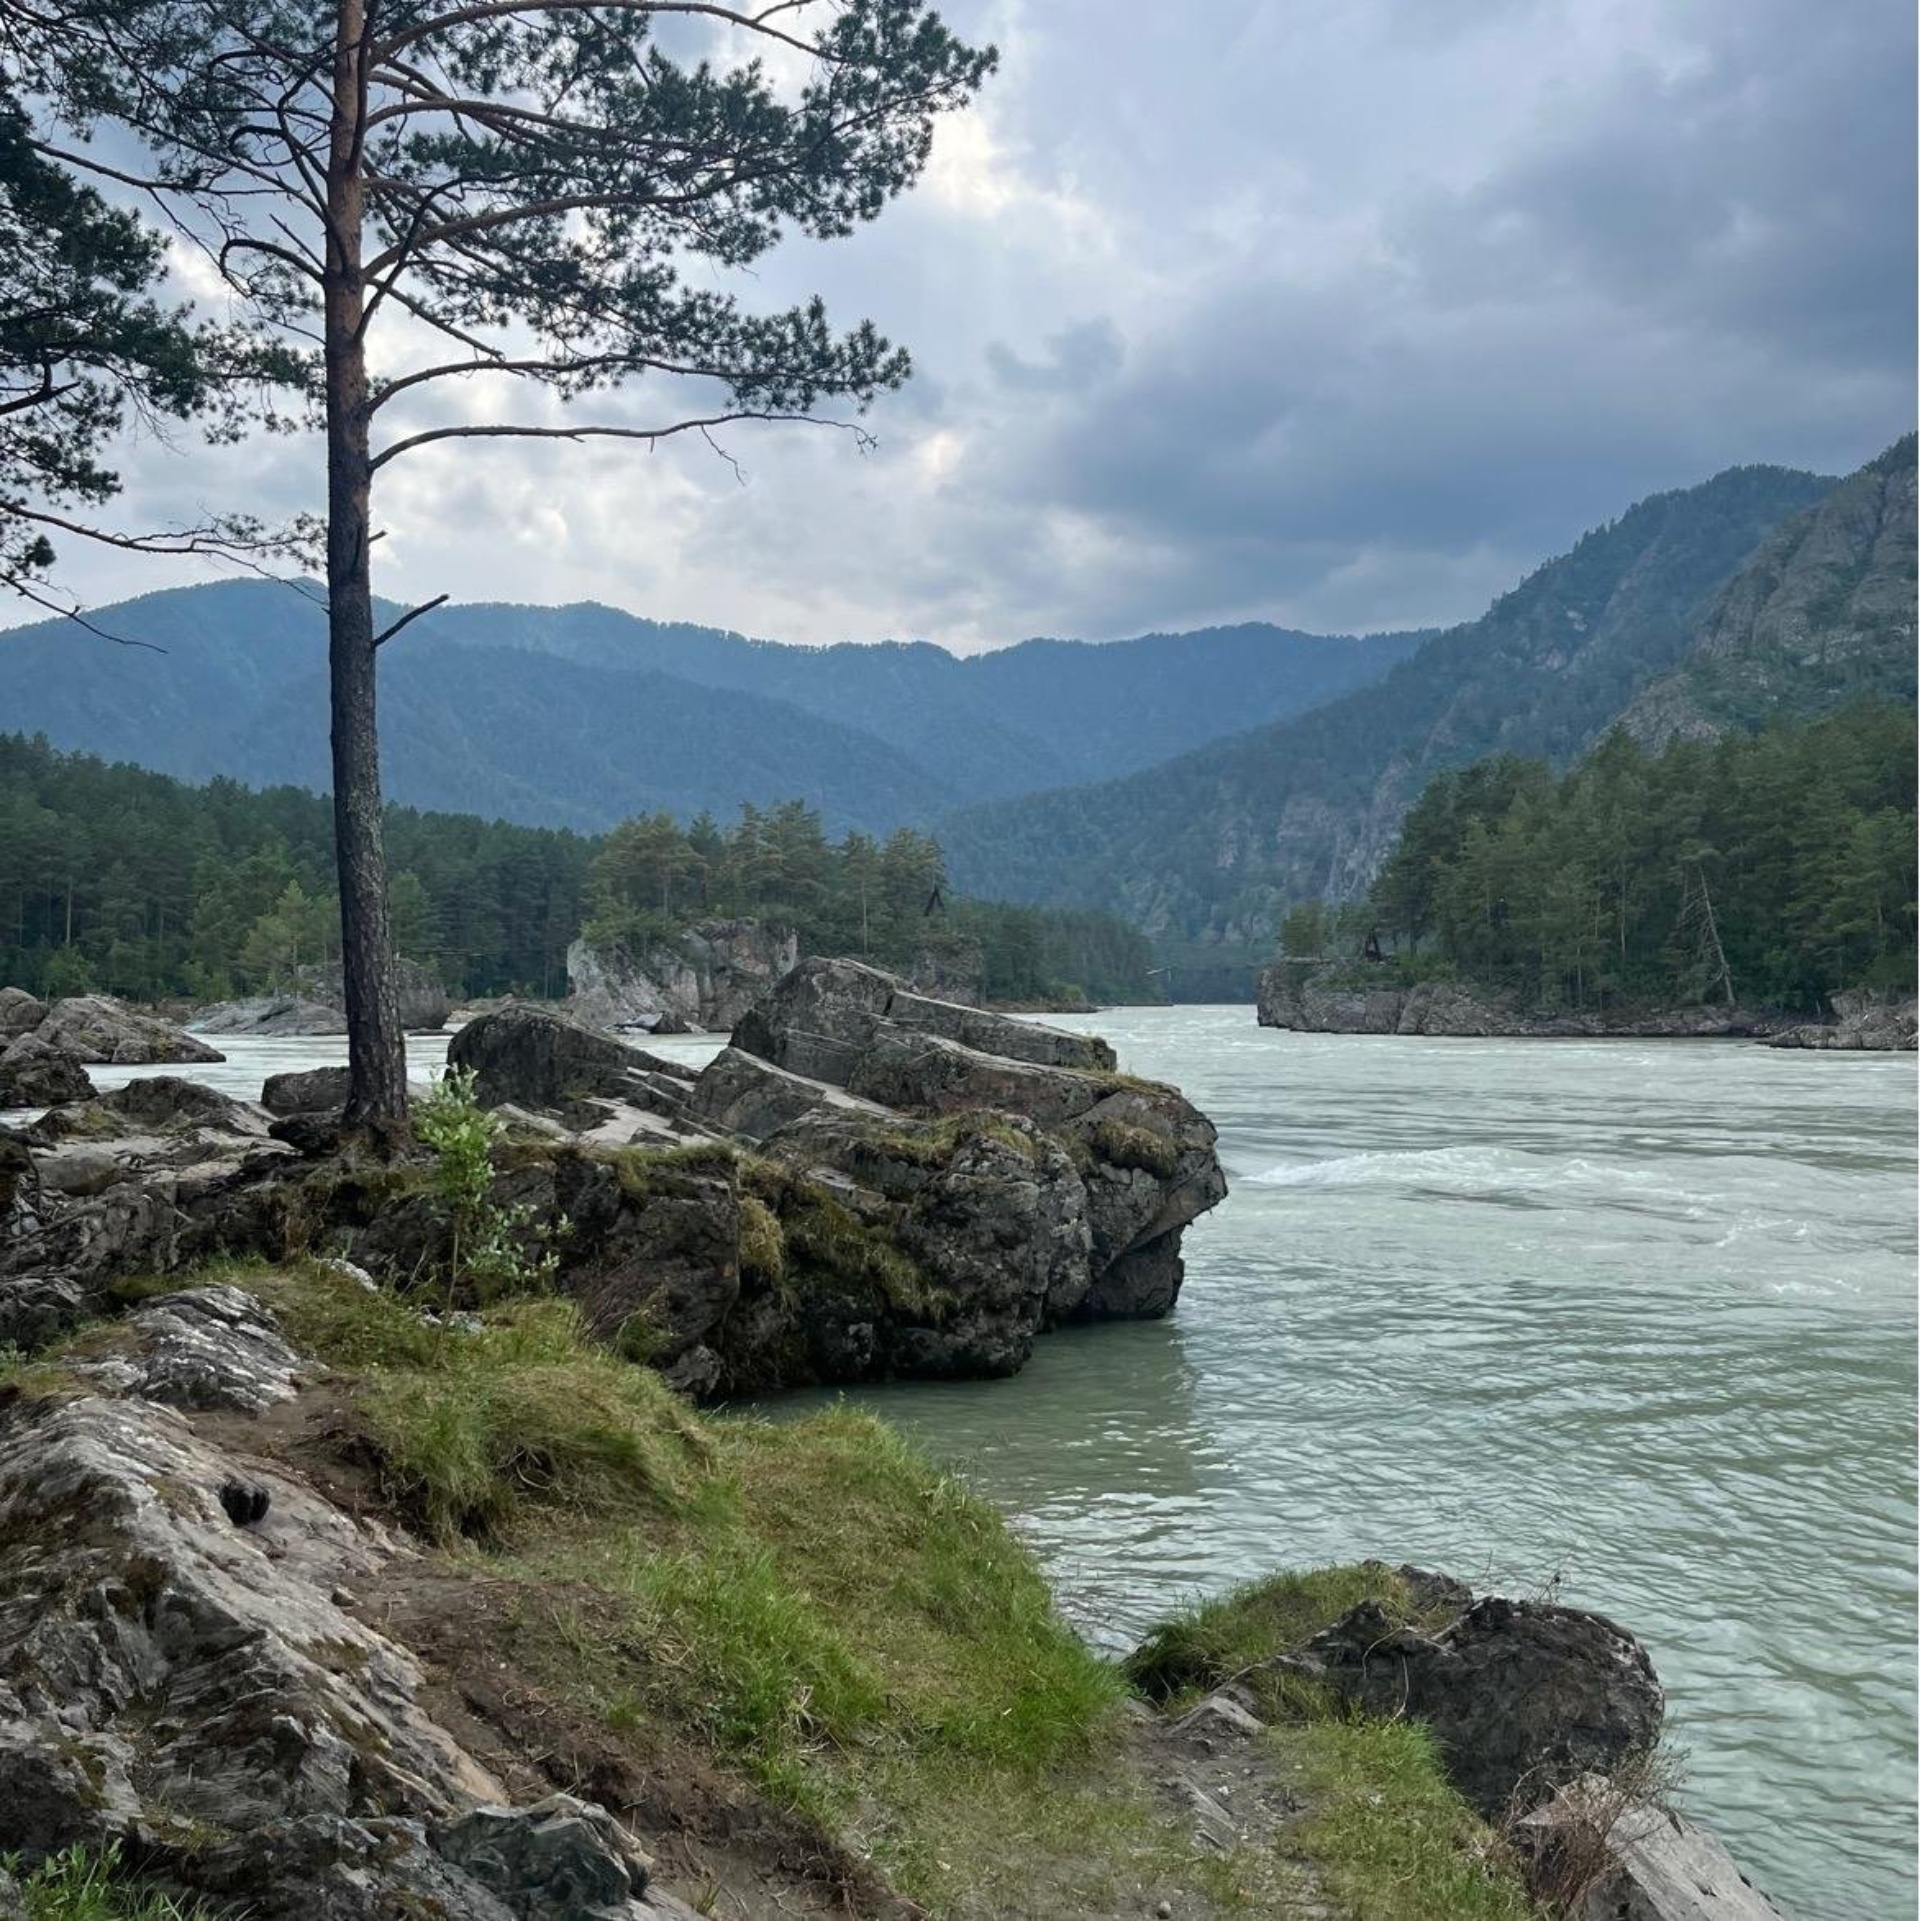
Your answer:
(568, 920), (799, 1033)
(1280, 1595), (1664, 1817)
(0, 1276), (88, 1353)
(34, 1147), (121, 1197)
(0, 989), (46, 1040)
(0, 1393), (501, 1855)
(65, 1286), (306, 1414)
(1519, 1777), (1789, 1919)
(32, 995), (225, 1065)
(192, 994), (348, 1038)
(0, 1864), (21, 1918)
(434, 1793), (651, 1918)
(761, 1109), (1095, 1372)
(684, 1045), (891, 1140)
(262, 1065), (354, 1115)
(0, 1035), (96, 1108)
(449, 1003), (694, 1119)
(734, 957), (1116, 1083)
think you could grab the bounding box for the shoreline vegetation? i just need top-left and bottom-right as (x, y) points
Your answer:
(1256, 700), (1916, 1046)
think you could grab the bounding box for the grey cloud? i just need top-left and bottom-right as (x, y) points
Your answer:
(15, 0), (1912, 653)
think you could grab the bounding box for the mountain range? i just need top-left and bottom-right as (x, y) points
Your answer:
(0, 585), (1417, 835)
(3, 436), (1909, 976)
(939, 442), (1914, 951)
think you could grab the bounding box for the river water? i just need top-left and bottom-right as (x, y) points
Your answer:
(59, 1012), (1920, 1918)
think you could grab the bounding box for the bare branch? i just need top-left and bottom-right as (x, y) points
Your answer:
(372, 591), (449, 646)
(370, 407), (862, 470)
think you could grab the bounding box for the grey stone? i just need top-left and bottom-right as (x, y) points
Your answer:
(192, 995), (348, 1038)
(1281, 1595), (1664, 1817)
(32, 996), (225, 1065)
(66, 1285), (306, 1415)
(0, 988), (47, 1041)
(433, 1792), (651, 1918)
(0, 1035), (96, 1108)
(568, 919), (799, 1033)
(0, 1275), (88, 1353)
(450, 1003), (692, 1117)
(262, 1065), (353, 1115)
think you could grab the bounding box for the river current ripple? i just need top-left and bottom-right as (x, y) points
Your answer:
(59, 1015), (1918, 1917)
(758, 1008), (1917, 1921)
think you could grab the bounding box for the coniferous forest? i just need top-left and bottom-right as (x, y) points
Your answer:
(0, 734), (1156, 1008)
(1354, 701), (1916, 1013)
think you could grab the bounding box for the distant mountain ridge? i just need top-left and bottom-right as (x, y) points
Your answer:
(0, 584), (1417, 834)
(937, 455), (1851, 948)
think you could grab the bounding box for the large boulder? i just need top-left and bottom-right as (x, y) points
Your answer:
(293, 958), (450, 1033)
(683, 1045), (892, 1141)
(568, 920), (800, 1033)
(734, 957), (1115, 1082)
(33, 995), (225, 1065)
(0, 1035), (96, 1108)
(759, 1109), (1096, 1370)
(262, 1065), (354, 1116)
(1280, 1595), (1665, 1818)
(717, 958), (1223, 1328)
(0, 989), (46, 1040)
(448, 1003), (693, 1119)
(192, 994), (349, 1038)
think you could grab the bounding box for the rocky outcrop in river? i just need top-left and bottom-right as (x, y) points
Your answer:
(192, 957), (450, 1037)
(568, 921), (800, 1033)
(2, 961), (1224, 1398)
(1255, 960), (1782, 1040)
(1766, 989), (1917, 1052)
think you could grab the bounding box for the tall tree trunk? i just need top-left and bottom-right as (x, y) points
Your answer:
(325, 0), (406, 1126)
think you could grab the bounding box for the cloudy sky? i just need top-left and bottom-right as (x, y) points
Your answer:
(26, 0), (1917, 650)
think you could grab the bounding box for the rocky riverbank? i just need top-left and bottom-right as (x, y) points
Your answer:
(0, 958), (1794, 1917)
(1255, 959), (1916, 1049)
(0, 1258), (1784, 1920)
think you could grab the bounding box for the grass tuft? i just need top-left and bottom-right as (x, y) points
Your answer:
(5, 1843), (224, 1920)
(1124, 1560), (1444, 1705)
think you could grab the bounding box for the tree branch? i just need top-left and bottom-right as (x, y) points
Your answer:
(372, 591), (449, 646)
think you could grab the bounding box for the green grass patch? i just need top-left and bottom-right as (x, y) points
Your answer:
(5, 1843), (224, 1920)
(351, 1300), (712, 1540)
(1083, 1117), (1180, 1178)
(603, 1139), (740, 1202)
(1277, 1720), (1542, 1921)
(1124, 1561), (1449, 1705)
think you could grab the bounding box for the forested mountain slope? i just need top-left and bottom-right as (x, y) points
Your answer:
(0, 582), (1417, 827)
(938, 458), (1839, 947)
(1623, 435), (1916, 745)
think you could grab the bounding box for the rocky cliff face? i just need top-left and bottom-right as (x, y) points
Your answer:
(567, 920), (800, 1033)
(1624, 435), (1918, 748)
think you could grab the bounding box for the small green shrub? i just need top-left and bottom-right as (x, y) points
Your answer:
(415, 1066), (559, 1300)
